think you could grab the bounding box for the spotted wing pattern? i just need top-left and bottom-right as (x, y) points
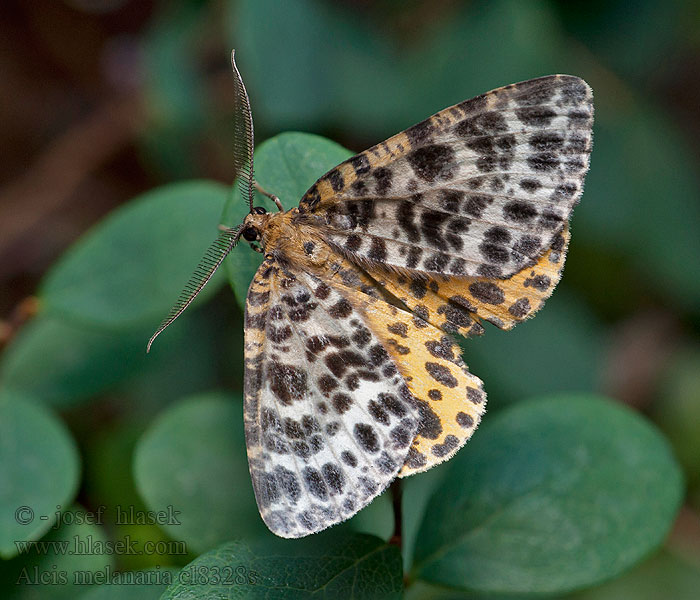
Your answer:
(243, 245), (487, 536)
(298, 75), (592, 281)
(358, 288), (486, 477)
(243, 258), (422, 537)
(294, 239), (487, 477)
(370, 225), (570, 340)
(295, 230), (566, 476)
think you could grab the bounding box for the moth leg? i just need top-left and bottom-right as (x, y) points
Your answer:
(254, 180), (284, 211)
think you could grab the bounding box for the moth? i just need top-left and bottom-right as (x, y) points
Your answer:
(149, 51), (593, 538)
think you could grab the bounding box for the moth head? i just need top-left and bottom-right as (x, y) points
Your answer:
(241, 206), (268, 242)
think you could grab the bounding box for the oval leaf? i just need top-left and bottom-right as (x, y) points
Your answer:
(223, 132), (352, 307)
(0, 316), (146, 408)
(40, 181), (229, 329)
(411, 394), (684, 594)
(0, 395), (80, 559)
(133, 393), (265, 552)
(161, 533), (402, 599)
(0, 307), (224, 410)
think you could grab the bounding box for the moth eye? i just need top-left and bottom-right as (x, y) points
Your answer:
(252, 206), (267, 215)
(242, 226), (258, 242)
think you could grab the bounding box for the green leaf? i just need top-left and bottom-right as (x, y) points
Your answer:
(133, 393), (266, 553)
(0, 305), (225, 410)
(222, 132), (352, 307)
(78, 568), (179, 600)
(161, 533), (402, 599)
(411, 394), (684, 594)
(83, 423), (177, 572)
(40, 181), (229, 329)
(464, 291), (606, 405)
(405, 580), (513, 600)
(0, 506), (114, 600)
(0, 395), (80, 559)
(0, 316), (146, 408)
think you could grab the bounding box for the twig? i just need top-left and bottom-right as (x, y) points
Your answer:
(389, 478), (403, 550)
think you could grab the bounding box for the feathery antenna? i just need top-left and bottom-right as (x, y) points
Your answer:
(147, 50), (256, 352)
(231, 49), (255, 211)
(147, 226), (243, 352)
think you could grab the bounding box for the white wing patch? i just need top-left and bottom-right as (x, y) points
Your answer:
(243, 260), (420, 538)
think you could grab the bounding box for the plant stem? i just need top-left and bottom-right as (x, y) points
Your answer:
(389, 478), (403, 550)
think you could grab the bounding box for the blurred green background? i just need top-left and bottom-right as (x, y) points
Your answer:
(1, 0), (699, 598)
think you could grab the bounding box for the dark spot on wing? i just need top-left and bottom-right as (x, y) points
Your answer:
(368, 237), (388, 261)
(407, 144), (455, 182)
(341, 450), (357, 467)
(516, 106), (556, 126)
(432, 434), (460, 457)
(354, 423), (380, 453)
(374, 167), (393, 194)
(322, 463), (345, 495)
(267, 362), (307, 405)
(332, 392), (353, 414)
(302, 467), (328, 500)
(349, 154), (371, 175)
(398, 200), (420, 242)
(425, 362), (458, 388)
(456, 411), (474, 428)
(504, 200), (537, 223)
(469, 282), (505, 304)
(520, 178), (541, 192)
(329, 299), (352, 318)
(318, 375), (338, 394)
(509, 297), (531, 318)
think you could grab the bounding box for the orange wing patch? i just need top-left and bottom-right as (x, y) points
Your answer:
(368, 226), (570, 338)
(359, 303), (485, 477)
(301, 245), (486, 476)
